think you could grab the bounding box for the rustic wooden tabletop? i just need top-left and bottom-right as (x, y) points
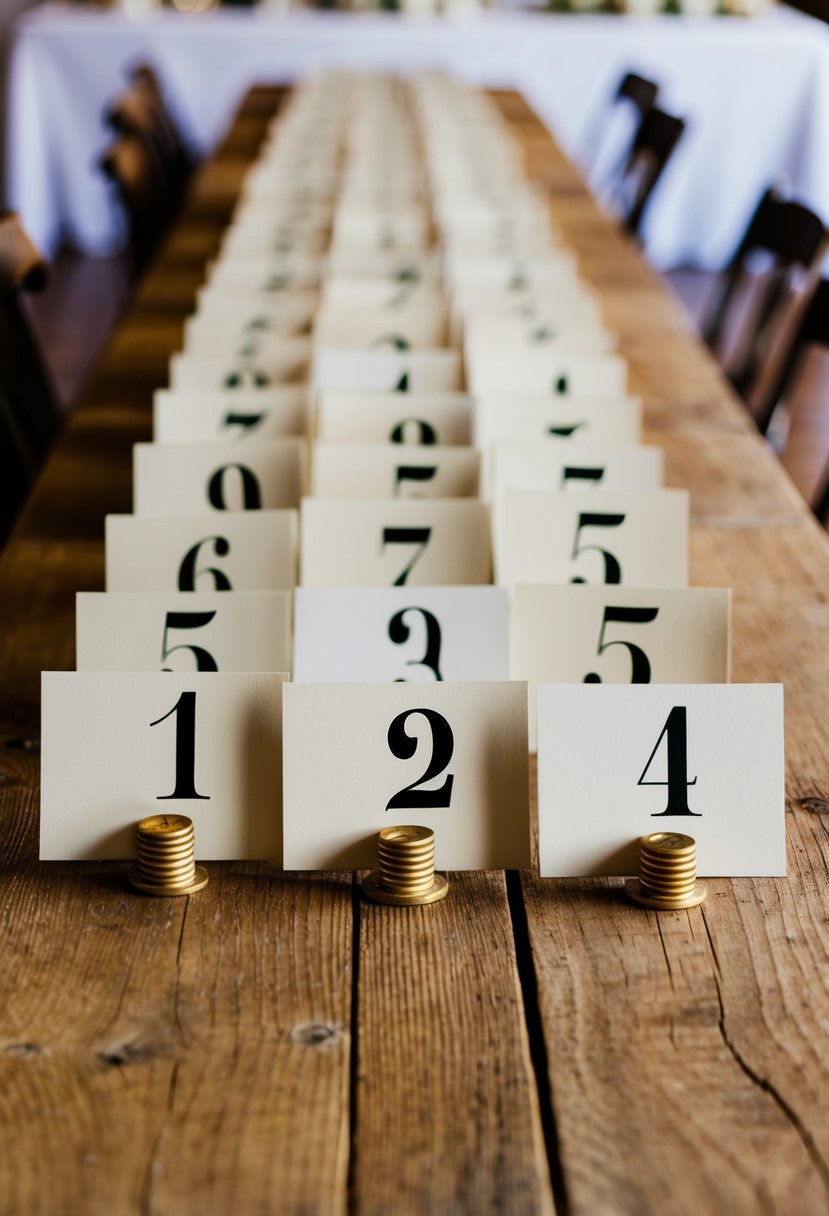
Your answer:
(1, 86), (828, 1216)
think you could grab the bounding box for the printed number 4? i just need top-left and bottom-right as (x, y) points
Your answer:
(638, 706), (699, 817)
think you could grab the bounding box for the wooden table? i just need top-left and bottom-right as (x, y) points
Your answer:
(2, 88), (829, 1216)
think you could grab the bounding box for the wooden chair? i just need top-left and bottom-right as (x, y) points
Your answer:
(701, 187), (826, 426)
(106, 64), (193, 205)
(0, 213), (59, 543)
(617, 107), (686, 238)
(100, 131), (176, 277)
(763, 279), (829, 522)
(585, 71), (659, 195)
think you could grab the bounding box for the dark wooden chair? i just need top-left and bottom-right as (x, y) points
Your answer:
(584, 71), (659, 193)
(100, 131), (176, 277)
(762, 279), (829, 522)
(106, 64), (193, 205)
(0, 213), (59, 544)
(700, 187), (826, 427)
(617, 107), (686, 238)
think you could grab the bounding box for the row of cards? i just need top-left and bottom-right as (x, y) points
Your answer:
(41, 673), (785, 876)
(41, 73), (784, 878)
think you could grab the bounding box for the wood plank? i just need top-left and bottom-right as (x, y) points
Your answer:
(0, 86), (353, 1216)
(498, 92), (829, 1216)
(354, 871), (555, 1216)
(0, 863), (352, 1216)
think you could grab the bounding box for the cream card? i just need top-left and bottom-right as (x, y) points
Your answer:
(313, 348), (463, 394)
(133, 439), (307, 515)
(488, 441), (663, 504)
(282, 681), (529, 870)
(293, 586), (508, 683)
(169, 340), (311, 391)
(204, 255), (323, 294)
(324, 250), (441, 282)
(320, 279), (446, 315)
(512, 585), (731, 748)
(464, 315), (614, 360)
(467, 351), (628, 398)
(536, 684), (785, 877)
(445, 251), (578, 289)
(311, 443), (480, 499)
(314, 307), (449, 351)
(300, 499), (491, 586)
(475, 395), (642, 448)
(192, 290), (319, 334)
(316, 391), (473, 446)
(154, 388), (308, 443)
(106, 511), (297, 592)
(495, 489), (688, 588)
(41, 672), (286, 860)
(184, 300), (316, 349)
(220, 226), (329, 259)
(76, 591), (292, 673)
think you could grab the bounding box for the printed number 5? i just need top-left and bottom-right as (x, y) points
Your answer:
(570, 513), (625, 584)
(583, 606), (659, 683)
(161, 611), (218, 672)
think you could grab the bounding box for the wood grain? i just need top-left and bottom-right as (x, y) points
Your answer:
(495, 94), (829, 1216)
(354, 871), (554, 1216)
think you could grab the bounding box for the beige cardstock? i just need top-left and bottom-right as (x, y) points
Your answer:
(282, 681), (530, 870)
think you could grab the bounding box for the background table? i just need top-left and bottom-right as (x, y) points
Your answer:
(7, 3), (829, 269)
(1, 86), (829, 1214)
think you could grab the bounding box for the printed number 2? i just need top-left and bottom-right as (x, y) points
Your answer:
(638, 706), (699, 816)
(386, 708), (454, 810)
(150, 691), (209, 800)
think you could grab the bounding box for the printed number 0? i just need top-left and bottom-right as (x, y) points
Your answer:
(386, 708), (454, 810)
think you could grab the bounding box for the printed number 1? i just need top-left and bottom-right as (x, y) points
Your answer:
(151, 691), (209, 800)
(638, 706), (699, 816)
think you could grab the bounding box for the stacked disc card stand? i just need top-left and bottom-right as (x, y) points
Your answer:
(40, 72), (784, 882)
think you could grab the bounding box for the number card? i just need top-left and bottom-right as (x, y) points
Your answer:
(488, 441), (663, 504)
(474, 395), (642, 449)
(300, 499), (491, 586)
(467, 351), (627, 397)
(169, 340), (311, 391)
(495, 489), (688, 588)
(133, 439), (307, 515)
(105, 511), (297, 592)
(293, 586), (508, 682)
(316, 391), (473, 446)
(183, 297), (316, 348)
(536, 684), (785, 876)
(154, 388), (308, 443)
(41, 672), (286, 860)
(464, 315), (615, 361)
(283, 682), (529, 869)
(511, 585), (731, 747)
(313, 348), (462, 393)
(76, 591), (292, 673)
(311, 443), (480, 499)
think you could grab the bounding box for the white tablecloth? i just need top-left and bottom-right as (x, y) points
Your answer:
(7, 3), (829, 269)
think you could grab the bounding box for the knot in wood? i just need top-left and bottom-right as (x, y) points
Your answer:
(4, 1042), (42, 1059)
(96, 1040), (157, 1068)
(799, 797), (829, 815)
(290, 1022), (341, 1049)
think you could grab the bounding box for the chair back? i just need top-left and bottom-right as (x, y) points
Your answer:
(100, 132), (176, 277)
(619, 108), (685, 237)
(0, 213), (58, 544)
(107, 64), (192, 203)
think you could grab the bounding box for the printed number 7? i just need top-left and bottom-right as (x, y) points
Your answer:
(381, 527), (431, 586)
(583, 606), (659, 683)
